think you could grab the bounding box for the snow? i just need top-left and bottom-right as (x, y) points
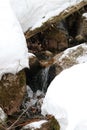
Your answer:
(0, 107), (7, 123)
(41, 62), (87, 130)
(21, 120), (47, 130)
(10, 0), (84, 32)
(82, 12), (87, 18)
(0, 0), (29, 79)
(28, 53), (36, 59)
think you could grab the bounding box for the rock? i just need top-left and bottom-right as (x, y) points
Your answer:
(25, 55), (43, 92)
(42, 23), (68, 52)
(25, 55), (42, 83)
(21, 116), (60, 130)
(36, 50), (53, 61)
(76, 13), (87, 42)
(0, 70), (26, 115)
(53, 43), (87, 72)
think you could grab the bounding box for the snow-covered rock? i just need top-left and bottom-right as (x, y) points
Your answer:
(41, 62), (87, 130)
(21, 120), (47, 130)
(53, 43), (87, 72)
(0, 0), (29, 79)
(10, 0), (83, 32)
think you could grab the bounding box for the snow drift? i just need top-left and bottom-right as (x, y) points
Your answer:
(41, 62), (87, 130)
(0, 0), (29, 79)
(10, 0), (84, 32)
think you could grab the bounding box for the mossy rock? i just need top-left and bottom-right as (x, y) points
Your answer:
(0, 70), (26, 115)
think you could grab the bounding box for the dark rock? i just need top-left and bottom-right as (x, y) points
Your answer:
(0, 70), (26, 115)
(25, 56), (42, 92)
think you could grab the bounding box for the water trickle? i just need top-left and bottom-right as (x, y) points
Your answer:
(41, 67), (50, 93)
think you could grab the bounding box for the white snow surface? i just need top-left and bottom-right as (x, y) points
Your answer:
(41, 62), (87, 130)
(10, 0), (84, 32)
(83, 12), (87, 18)
(0, 107), (7, 123)
(0, 0), (29, 79)
(21, 120), (47, 129)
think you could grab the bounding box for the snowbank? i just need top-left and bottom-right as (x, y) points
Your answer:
(41, 62), (87, 130)
(10, 0), (83, 32)
(0, 0), (29, 79)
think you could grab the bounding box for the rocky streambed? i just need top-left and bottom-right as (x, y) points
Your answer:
(0, 7), (87, 130)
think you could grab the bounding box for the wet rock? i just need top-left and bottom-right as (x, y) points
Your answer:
(25, 52), (53, 92)
(25, 55), (42, 91)
(0, 70), (26, 115)
(29, 55), (42, 72)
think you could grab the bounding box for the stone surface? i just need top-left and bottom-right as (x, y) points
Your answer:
(0, 70), (26, 115)
(25, 55), (42, 92)
(53, 43), (87, 72)
(43, 25), (68, 52)
(76, 13), (87, 42)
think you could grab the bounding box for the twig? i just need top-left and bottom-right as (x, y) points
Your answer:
(6, 106), (30, 130)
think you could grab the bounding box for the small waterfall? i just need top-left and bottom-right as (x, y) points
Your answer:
(25, 63), (56, 93)
(41, 67), (50, 93)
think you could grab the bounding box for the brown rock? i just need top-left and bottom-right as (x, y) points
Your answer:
(0, 70), (26, 115)
(43, 28), (68, 52)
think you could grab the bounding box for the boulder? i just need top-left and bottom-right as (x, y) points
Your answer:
(0, 70), (26, 115)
